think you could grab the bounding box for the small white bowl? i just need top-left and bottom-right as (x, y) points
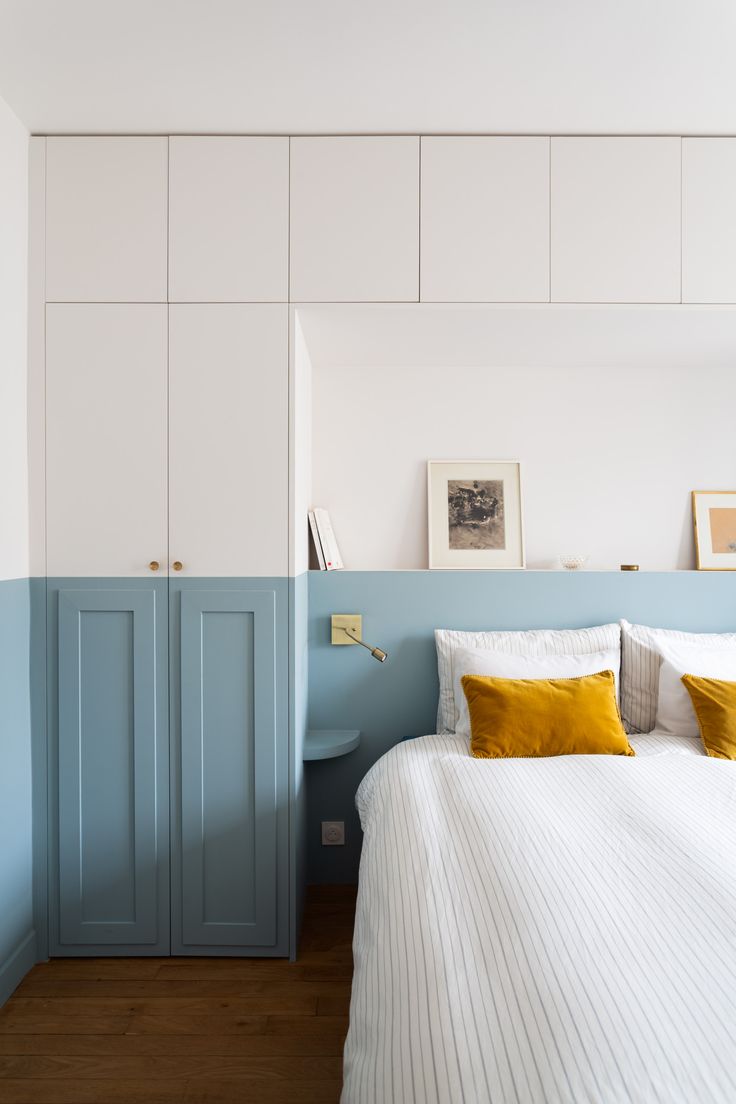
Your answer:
(559, 555), (589, 571)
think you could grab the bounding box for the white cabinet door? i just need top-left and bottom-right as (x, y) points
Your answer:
(290, 137), (419, 302)
(46, 305), (168, 577)
(551, 138), (681, 303)
(46, 138), (168, 302)
(421, 137), (550, 302)
(169, 305), (288, 576)
(683, 139), (736, 303)
(169, 137), (289, 303)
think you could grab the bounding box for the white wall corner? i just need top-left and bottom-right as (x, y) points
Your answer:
(0, 94), (29, 581)
(27, 137), (46, 580)
(289, 308), (314, 578)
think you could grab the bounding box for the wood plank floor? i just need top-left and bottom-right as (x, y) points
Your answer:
(0, 885), (357, 1103)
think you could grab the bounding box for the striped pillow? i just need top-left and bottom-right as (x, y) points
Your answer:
(621, 620), (736, 734)
(435, 623), (621, 735)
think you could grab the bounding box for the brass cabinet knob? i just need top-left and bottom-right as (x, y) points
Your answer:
(172, 561), (183, 572)
(148, 561), (160, 572)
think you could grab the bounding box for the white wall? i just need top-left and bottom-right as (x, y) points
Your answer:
(291, 313), (313, 577)
(0, 94), (28, 581)
(308, 308), (736, 571)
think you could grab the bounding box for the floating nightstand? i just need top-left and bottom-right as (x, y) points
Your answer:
(304, 729), (361, 761)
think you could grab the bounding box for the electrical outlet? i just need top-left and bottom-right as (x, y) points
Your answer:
(321, 820), (345, 846)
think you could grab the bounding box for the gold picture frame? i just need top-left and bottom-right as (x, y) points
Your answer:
(692, 491), (736, 570)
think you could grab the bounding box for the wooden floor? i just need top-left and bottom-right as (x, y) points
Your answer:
(0, 885), (356, 1103)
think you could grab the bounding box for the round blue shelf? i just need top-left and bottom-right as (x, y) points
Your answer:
(304, 729), (361, 761)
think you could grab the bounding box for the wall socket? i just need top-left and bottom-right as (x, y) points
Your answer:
(321, 820), (345, 846)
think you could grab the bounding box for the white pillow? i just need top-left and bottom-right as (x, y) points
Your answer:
(435, 624), (621, 734)
(621, 621), (736, 734)
(629, 732), (706, 757)
(452, 644), (622, 740)
(654, 643), (736, 737)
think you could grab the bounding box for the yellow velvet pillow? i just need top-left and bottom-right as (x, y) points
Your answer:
(681, 674), (736, 760)
(461, 669), (634, 759)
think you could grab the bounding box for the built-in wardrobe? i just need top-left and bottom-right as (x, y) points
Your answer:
(35, 136), (292, 956)
(34, 131), (736, 960)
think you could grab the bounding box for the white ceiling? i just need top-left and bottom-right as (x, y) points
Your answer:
(1, 0), (736, 136)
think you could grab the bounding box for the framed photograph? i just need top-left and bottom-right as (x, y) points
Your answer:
(693, 491), (736, 570)
(428, 460), (525, 570)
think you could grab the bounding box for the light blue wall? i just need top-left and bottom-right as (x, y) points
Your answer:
(289, 572), (309, 956)
(29, 578), (47, 963)
(307, 569), (736, 883)
(0, 578), (35, 1004)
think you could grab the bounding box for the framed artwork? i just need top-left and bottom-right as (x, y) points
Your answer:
(693, 491), (736, 570)
(428, 460), (525, 569)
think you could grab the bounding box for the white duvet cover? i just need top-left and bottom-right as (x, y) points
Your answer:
(342, 734), (736, 1103)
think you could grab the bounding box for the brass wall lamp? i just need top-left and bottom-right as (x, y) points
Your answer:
(331, 615), (388, 663)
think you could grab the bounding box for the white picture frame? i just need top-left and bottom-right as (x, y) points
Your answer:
(427, 460), (525, 570)
(693, 490), (736, 570)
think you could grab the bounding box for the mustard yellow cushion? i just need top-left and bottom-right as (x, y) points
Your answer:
(681, 674), (736, 760)
(461, 669), (634, 759)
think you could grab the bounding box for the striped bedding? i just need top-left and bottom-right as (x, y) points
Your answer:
(342, 734), (736, 1103)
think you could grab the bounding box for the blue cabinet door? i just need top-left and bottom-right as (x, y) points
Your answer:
(49, 579), (286, 957)
(51, 583), (169, 954)
(172, 586), (284, 953)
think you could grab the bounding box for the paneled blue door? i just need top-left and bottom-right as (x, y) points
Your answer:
(53, 584), (169, 953)
(50, 579), (286, 957)
(172, 588), (280, 952)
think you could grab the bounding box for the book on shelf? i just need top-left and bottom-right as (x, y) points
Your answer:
(308, 510), (326, 570)
(308, 508), (344, 571)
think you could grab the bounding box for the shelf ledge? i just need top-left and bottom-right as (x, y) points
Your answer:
(304, 729), (361, 761)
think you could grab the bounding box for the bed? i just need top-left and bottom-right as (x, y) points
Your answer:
(342, 732), (736, 1103)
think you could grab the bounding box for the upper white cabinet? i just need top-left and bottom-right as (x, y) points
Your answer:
(168, 304), (288, 576)
(169, 138), (289, 302)
(46, 305), (168, 576)
(46, 138), (167, 302)
(682, 139), (736, 303)
(421, 137), (550, 302)
(551, 138), (681, 303)
(290, 137), (419, 302)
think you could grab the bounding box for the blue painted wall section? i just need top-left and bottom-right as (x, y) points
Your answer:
(307, 570), (736, 883)
(29, 578), (47, 964)
(0, 578), (35, 1005)
(289, 572), (309, 957)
